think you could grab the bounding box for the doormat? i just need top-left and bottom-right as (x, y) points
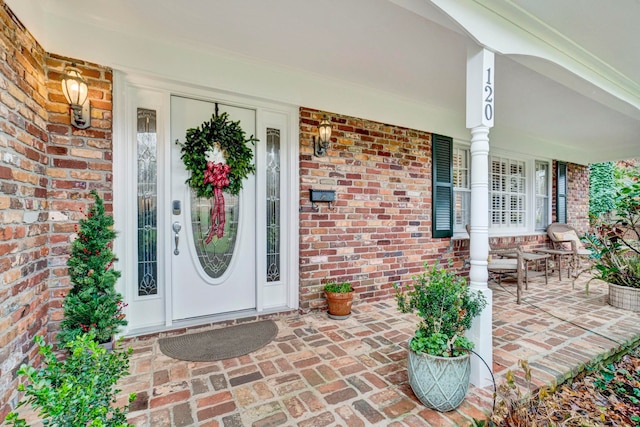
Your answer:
(158, 320), (278, 362)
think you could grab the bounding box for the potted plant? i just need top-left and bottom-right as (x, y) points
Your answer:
(57, 191), (127, 346)
(582, 180), (640, 311)
(394, 262), (487, 411)
(324, 281), (354, 319)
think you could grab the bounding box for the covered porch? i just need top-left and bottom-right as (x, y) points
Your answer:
(116, 273), (639, 426)
(1, 0), (640, 421)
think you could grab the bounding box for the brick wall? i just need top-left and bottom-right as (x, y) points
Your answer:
(44, 55), (113, 335)
(566, 163), (589, 233)
(0, 2), (113, 421)
(298, 108), (468, 311)
(551, 160), (590, 234)
(0, 4), (50, 420)
(298, 109), (590, 312)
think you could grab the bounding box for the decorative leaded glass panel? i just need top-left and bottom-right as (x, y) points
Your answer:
(191, 192), (239, 278)
(266, 128), (281, 282)
(137, 108), (158, 296)
(535, 161), (549, 231)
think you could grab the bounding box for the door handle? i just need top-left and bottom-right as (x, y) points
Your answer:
(172, 221), (182, 255)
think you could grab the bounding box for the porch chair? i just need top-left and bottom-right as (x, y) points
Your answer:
(466, 225), (525, 304)
(544, 222), (591, 279)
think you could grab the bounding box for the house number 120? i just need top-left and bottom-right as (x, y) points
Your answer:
(484, 67), (494, 122)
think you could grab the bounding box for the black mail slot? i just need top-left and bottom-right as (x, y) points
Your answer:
(310, 189), (335, 202)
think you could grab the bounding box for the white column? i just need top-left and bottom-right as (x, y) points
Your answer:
(465, 46), (494, 388)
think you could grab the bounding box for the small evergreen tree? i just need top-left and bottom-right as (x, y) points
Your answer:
(58, 191), (127, 345)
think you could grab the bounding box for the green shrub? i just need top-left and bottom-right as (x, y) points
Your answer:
(589, 162), (616, 218)
(323, 281), (353, 293)
(582, 180), (640, 289)
(394, 262), (487, 357)
(6, 333), (135, 427)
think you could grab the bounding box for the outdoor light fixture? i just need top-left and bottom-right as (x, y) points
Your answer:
(61, 65), (90, 129)
(314, 115), (332, 157)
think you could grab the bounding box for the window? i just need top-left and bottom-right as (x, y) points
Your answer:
(136, 108), (158, 296)
(490, 156), (526, 229)
(453, 146), (470, 233)
(266, 128), (281, 282)
(556, 162), (567, 223)
(535, 161), (549, 230)
(452, 143), (551, 235)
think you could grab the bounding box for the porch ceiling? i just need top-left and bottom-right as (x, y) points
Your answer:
(6, 0), (639, 164)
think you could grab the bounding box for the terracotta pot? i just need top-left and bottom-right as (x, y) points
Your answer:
(325, 291), (354, 319)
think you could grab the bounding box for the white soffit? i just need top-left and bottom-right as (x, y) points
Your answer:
(4, 0), (640, 163)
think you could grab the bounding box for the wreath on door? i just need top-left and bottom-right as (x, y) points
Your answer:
(176, 111), (257, 242)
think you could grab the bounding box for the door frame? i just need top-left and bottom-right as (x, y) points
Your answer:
(113, 71), (300, 336)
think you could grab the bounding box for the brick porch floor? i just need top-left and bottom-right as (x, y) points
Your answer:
(112, 273), (640, 427)
(9, 274), (638, 427)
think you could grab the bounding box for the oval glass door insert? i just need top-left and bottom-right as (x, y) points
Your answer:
(190, 191), (239, 278)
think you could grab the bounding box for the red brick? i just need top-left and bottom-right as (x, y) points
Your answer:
(297, 411), (335, 427)
(196, 391), (233, 408)
(301, 368), (325, 387)
(196, 402), (237, 421)
(316, 379), (347, 394)
(258, 361), (278, 376)
(283, 396), (306, 419)
(150, 390), (192, 409)
(252, 412), (288, 427)
(381, 398), (416, 418)
(0, 166), (12, 179)
(53, 158), (88, 169)
(335, 406), (365, 427)
(324, 387), (357, 404)
(293, 356), (321, 369)
(353, 399), (385, 424)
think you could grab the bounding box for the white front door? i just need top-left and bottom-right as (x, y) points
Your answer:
(114, 74), (299, 334)
(169, 96), (256, 320)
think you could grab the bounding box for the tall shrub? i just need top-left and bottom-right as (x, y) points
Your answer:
(583, 180), (640, 288)
(589, 162), (616, 219)
(58, 191), (127, 344)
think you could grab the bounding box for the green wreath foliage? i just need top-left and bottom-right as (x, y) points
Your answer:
(177, 112), (257, 197)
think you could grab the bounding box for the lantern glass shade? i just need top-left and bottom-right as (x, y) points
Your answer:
(61, 67), (89, 106)
(318, 117), (332, 144)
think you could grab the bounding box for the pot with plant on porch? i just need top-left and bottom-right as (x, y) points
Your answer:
(57, 191), (128, 348)
(582, 179), (640, 312)
(394, 261), (487, 412)
(324, 281), (354, 320)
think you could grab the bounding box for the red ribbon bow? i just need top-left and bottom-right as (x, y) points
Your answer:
(203, 161), (231, 242)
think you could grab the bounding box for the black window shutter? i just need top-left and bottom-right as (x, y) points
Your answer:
(556, 162), (567, 224)
(432, 134), (453, 238)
